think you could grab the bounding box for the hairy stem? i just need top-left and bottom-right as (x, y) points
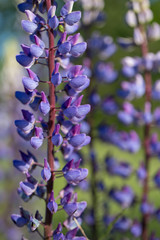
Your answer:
(44, 0), (55, 239)
(140, 25), (152, 240)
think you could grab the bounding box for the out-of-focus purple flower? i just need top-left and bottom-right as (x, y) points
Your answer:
(154, 170), (160, 188)
(94, 62), (118, 83)
(140, 200), (154, 215)
(130, 220), (142, 237)
(102, 96), (118, 115)
(150, 233), (160, 240)
(137, 162), (147, 182)
(118, 102), (137, 125)
(118, 74), (145, 100)
(143, 102), (152, 124)
(114, 216), (132, 231)
(121, 57), (140, 78)
(105, 155), (132, 178)
(152, 80), (160, 100)
(109, 186), (135, 207)
(153, 108), (160, 126)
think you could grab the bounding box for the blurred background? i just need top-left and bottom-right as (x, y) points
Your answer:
(1, 0), (160, 239)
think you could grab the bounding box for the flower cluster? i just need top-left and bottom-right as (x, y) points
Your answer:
(99, 0), (160, 239)
(11, 0), (90, 239)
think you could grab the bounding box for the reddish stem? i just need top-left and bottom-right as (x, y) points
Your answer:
(140, 25), (152, 240)
(44, 0), (56, 239)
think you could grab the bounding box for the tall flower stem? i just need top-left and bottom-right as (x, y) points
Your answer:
(140, 25), (152, 240)
(45, 0), (55, 239)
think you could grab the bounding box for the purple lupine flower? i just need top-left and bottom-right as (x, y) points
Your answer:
(47, 190), (58, 214)
(154, 170), (160, 188)
(11, 207), (30, 227)
(153, 108), (160, 126)
(15, 109), (35, 134)
(109, 186), (135, 207)
(51, 62), (62, 86)
(67, 124), (91, 149)
(114, 217), (132, 231)
(22, 69), (39, 91)
(130, 220), (142, 237)
(19, 173), (38, 196)
(118, 102), (136, 125)
(30, 35), (45, 58)
(16, 44), (34, 68)
(13, 150), (36, 174)
(137, 162), (147, 182)
(39, 91), (50, 115)
(119, 74), (145, 100)
(30, 127), (44, 149)
(53, 223), (65, 240)
(63, 159), (88, 185)
(95, 62), (118, 83)
(48, 6), (59, 30)
(64, 216), (82, 230)
(150, 233), (160, 240)
(64, 12), (81, 26)
(152, 80), (160, 100)
(102, 96), (118, 115)
(41, 158), (51, 182)
(143, 102), (152, 124)
(52, 124), (63, 147)
(105, 155), (132, 178)
(140, 200), (154, 215)
(21, 11), (38, 33)
(65, 228), (86, 240)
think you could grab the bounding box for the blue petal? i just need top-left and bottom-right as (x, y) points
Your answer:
(58, 42), (71, 55)
(64, 11), (81, 26)
(30, 44), (43, 58)
(13, 160), (30, 173)
(15, 120), (34, 132)
(49, 16), (59, 29)
(30, 137), (43, 149)
(39, 101), (50, 115)
(22, 77), (39, 91)
(69, 134), (86, 148)
(21, 20), (37, 34)
(70, 42), (87, 57)
(15, 91), (31, 104)
(51, 73), (62, 86)
(11, 214), (28, 227)
(16, 54), (34, 68)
